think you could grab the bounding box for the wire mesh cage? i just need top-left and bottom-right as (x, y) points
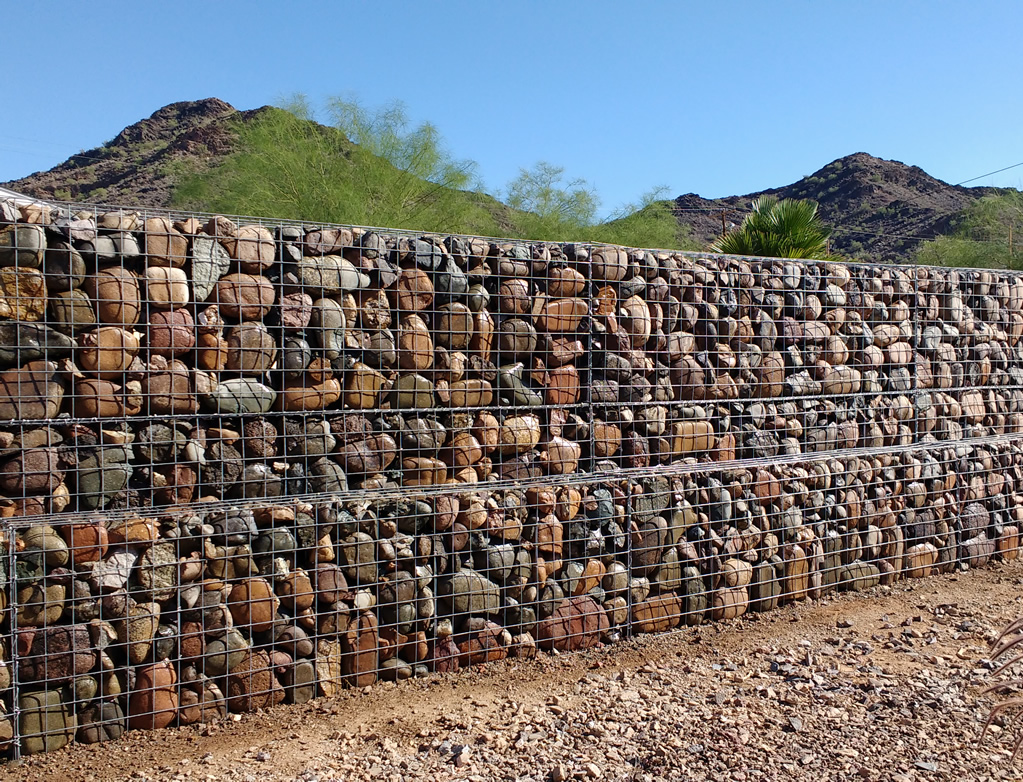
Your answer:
(0, 195), (1020, 757)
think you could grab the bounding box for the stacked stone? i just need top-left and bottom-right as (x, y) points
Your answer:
(0, 200), (1021, 757)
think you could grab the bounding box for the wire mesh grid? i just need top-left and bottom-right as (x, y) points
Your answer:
(0, 196), (1021, 756)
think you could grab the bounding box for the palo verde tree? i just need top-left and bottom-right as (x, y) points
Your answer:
(173, 94), (695, 247)
(503, 165), (695, 249)
(173, 94), (499, 235)
(503, 161), (600, 241)
(916, 191), (1023, 270)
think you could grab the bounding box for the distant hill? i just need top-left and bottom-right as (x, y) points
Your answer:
(674, 152), (1011, 261)
(3, 100), (1016, 261)
(3, 98), (254, 208)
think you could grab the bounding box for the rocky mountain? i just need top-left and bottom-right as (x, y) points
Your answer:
(2, 98), (254, 208)
(674, 152), (1009, 261)
(3, 99), (1014, 261)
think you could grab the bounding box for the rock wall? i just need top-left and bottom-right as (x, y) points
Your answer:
(0, 197), (1021, 756)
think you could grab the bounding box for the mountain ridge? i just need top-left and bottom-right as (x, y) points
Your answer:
(3, 99), (1016, 261)
(674, 152), (1009, 260)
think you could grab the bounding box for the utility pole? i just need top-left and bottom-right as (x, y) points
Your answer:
(721, 210), (727, 240)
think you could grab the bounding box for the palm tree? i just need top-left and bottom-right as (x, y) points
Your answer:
(710, 196), (835, 260)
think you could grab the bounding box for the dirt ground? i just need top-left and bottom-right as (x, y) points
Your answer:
(6, 563), (1023, 782)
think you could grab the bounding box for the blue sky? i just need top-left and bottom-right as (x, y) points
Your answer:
(2, 1), (1021, 217)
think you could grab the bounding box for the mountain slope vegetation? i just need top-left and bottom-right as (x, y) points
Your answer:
(4, 99), (1020, 262)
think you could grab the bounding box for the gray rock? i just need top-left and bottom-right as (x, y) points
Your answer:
(308, 458), (347, 494)
(311, 297), (346, 358)
(203, 629), (249, 677)
(339, 531), (376, 583)
(191, 236), (232, 301)
(496, 366), (543, 407)
(76, 701), (125, 744)
(76, 446), (131, 510)
(202, 378), (277, 414)
(19, 689), (75, 755)
(298, 256), (369, 292)
(0, 321), (75, 365)
(439, 569), (500, 615)
(0, 224), (46, 267)
(135, 543), (180, 601)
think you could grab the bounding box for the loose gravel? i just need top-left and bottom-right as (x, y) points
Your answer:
(7, 563), (1023, 782)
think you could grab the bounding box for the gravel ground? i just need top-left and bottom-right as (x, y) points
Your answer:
(7, 563), (1023, 782)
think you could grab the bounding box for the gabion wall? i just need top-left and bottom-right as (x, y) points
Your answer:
(0, 196), (1020, 757)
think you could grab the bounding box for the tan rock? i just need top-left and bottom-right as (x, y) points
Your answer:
(444, 432), (483, 467)
(279, 378), (342, 411)
(498, 414), (542, 454)
(392, 268), (434, 312)
(543, 436), (580, 475)
(435, 303), (474, 350)
(77, 327), (140, 378)
(0, 267), (46, 321)
(397, 314), (434, 371)
(619, 295), (652, 347)
(499, 278), (532, 315)
(534, 515), (564, 558)
(547, 266), (586, 298)
(345, 363), (387, 409)
(905, 542), (938, 578)
(144, 217), (188, 266)
(470, 310), (494, 361)
(228, 578), (279, 633)
(590, 245), (627, 282)
(545, 365), (580, 406)
(820, 365), (861, 395)
(448, 379), (493, 408)
(712, 587), (749, 620)
(536, 298), (588, 333)
(129, 661), (178, 730)
(473, 411), (500, 453)
(356, 289), (392, 330)
(224, 225), (275, 271)
(197, 332), (229, 371)
(84, 267), (141, 327)
(556, 487), (581, 521)
(226, 323), (277, 375)
(572, 559), (606, 596)
(671, 420), (715, 455)
(144, 266), (190, 309)
(402, 457), (448, 486)
(722, 559), (753, 588)
(73, 377), (136, 418)
(632, 594), (682, 633)
(592, 421), (622, 458)
(783, 544), (809, 600)
(0, 361), (63, 419)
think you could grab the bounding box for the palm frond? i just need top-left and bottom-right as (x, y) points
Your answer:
(710, 196), (834, 260)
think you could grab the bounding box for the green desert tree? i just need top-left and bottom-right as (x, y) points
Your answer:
(503, 167), (694, 248)
(503, 161), (600, 240)
(915, 192), (1023, 270)
(173, 95), (500, 235)
(710, 195), (835, 259)
(586, 186), (697, 250)
(173, 94), (693, 246)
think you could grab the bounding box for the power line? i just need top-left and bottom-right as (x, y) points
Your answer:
(953, 161), (1023, 187)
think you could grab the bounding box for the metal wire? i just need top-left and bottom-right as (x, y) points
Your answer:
(0, 195), (1021, 758)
